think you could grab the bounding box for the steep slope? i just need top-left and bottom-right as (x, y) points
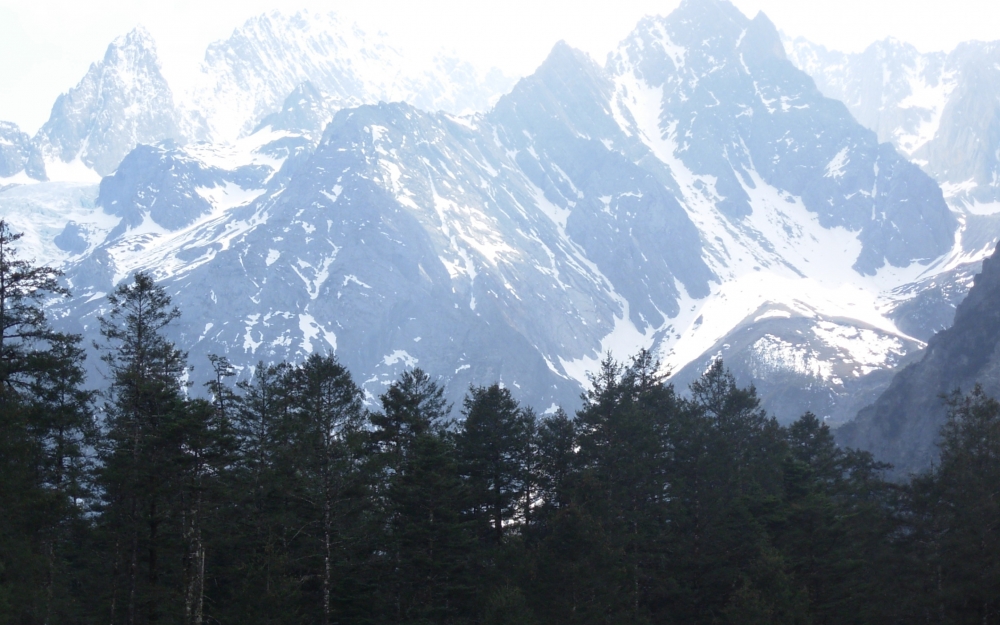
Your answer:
(604, 1), (955, 420)
(187, 10), (515, 143)
(611, 6), (954, 276)
(9, 0), (960, 417)
(787, 37), (1000, 211)
(786, 35), (1000, 344)
(839, 244), (1000, 474)
(34, 26), (189, 180)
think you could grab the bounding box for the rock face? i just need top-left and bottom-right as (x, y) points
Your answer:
(9, 0), (954, 416)
(23, 11), (513, 183)
(611, 6), (954, 276)
(254, 82), (334, 139)
(839, 244), (1000, 474)
(787, 36), (1000, 210)
(34, 27), (187, 179)
(0, 121), (45, 182)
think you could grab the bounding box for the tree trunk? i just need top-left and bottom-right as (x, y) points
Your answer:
(322, 448), (332, 625)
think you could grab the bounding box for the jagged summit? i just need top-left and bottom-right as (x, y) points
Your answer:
(0, 0), (953, 422)
(35, 25), (187, 180)
(788, 32), (1000, 210)
(4, 10), (516, 184)
(187, 9), (515, 144)
(0, 1), (988, 429)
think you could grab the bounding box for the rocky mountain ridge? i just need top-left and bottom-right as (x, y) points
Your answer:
(786, 36), (1000, 212)
(838, 242), (1000, 473)
(0, 0), (969, 420)
(0, 10), (514, 184)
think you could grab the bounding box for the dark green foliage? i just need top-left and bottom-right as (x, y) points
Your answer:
(456, 383), (535, 545)
(4, 223), (1000, 624)
(893, 386), (1000, 624)
(0, 220), (94, 625)
(368, 369), (476, 624)
(92, 271), (191, 625)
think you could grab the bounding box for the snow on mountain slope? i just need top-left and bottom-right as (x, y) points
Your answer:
(786, 36), (1000, 212)
(592, 1), (958, 420)
(3, 0), (971, 422)
(34, 26), (189, 180)
(185, 10), (515, 144)
(0, 183), (111, 265)
(7, 11), (513, 192)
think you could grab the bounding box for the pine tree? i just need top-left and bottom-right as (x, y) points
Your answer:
(676, 359), (802, 624)
(275, 353), (366, 625)
(905, 386), (1000, 623)
(533, 408), (576, 512)
(371, 368), (449, 473)
(0, 220), (94, 625)
(568, 351), (676, 623)
(94, 271), (189, 625)
(456, 384), (535, 545)
(212, 361), (293, 624)
(0, 221), (71, 399)
(777, 413), (894, 624)
(370, 369), (481, 623)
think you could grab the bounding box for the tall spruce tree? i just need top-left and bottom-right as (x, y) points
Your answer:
(370, 369), (478, 623)
(678, 360), (802, 623)
(456, 384), (535, 546)
(276, 353), (366, 625)
(211, 361), (294, 624)
(94, 271), (189, 625)
(0, 221), (94, 625)
(567, 351), (676, 623)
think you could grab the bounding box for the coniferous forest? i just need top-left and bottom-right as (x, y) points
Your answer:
(2, 218), (1000, 625)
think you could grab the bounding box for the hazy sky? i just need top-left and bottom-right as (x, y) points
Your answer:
(1, 0), (997, 133)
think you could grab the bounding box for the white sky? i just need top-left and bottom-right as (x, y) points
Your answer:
(1, 0), (997, 133)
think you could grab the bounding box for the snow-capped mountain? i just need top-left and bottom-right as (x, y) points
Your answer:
(34, 26), (188, 180)
(186, 10), (516, 143)
(786, 36), (1000, 211)
(14, 11), (513, 186)
(7, 0), (967, 420)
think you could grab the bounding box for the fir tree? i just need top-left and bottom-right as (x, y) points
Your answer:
(276, 353), (366, 625)
(456, 383), (535, 545)
(93, 271), (189, 625)
(0, 221), (94, 625)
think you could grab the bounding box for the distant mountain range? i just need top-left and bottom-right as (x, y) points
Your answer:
(786, 36), (1000, 210)
(1, 0), (999, 439)
(0, 12), (514, 182)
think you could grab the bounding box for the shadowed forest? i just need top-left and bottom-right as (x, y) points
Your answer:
(3, 220), (1000, 625)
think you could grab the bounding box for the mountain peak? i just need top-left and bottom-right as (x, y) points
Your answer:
(540, 40), (596, 72)
(0, 120), (45, 180)
(113, 24), (157, 50)
(34, 23), (183, 178)
(740, 11), (787, 64)
(671, 0), (747, 29)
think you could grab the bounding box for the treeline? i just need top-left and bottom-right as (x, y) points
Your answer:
(2, 221), (1000, 624)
